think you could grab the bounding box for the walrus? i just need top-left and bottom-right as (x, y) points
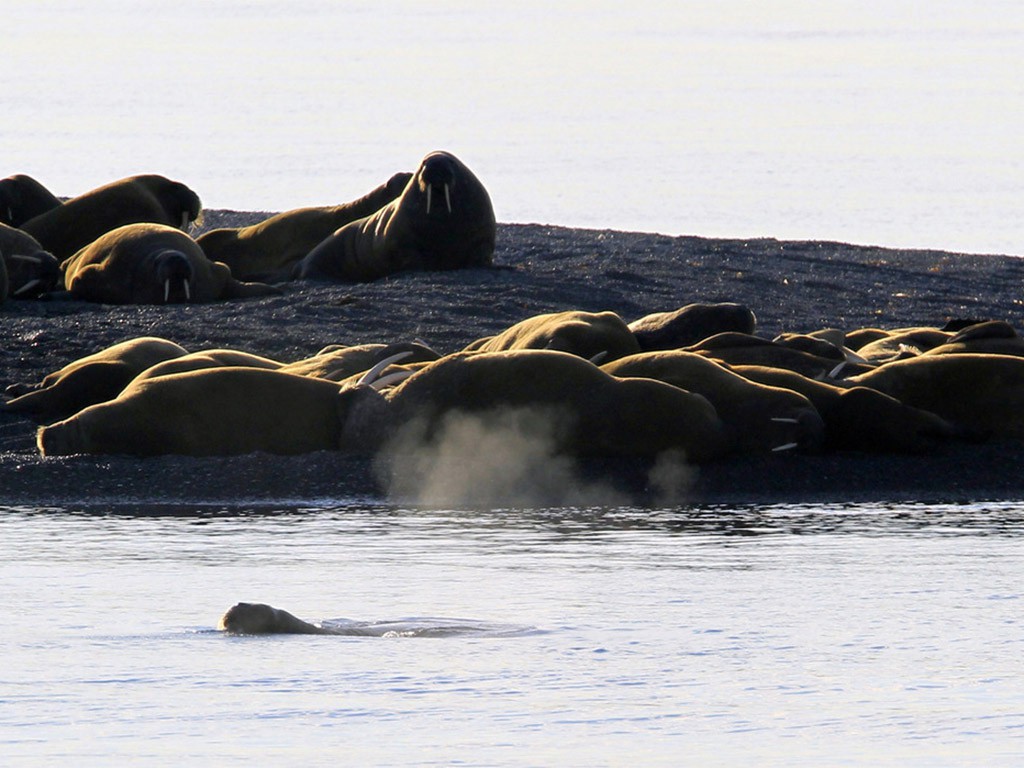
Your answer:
(196, 172), (413, 281)
(464, 310), (641, 363)
(3, 336), (189, 423)
(921, 320), (1024, 357)
(731, 364), (959, 453)
(38, 349), (730, 463)
(60, 223), (280, 304)
(21, 174), (203, 262)
(0, 222), (61, 298)
(685, 332), (852, 379)
(293, 151), (495, 282)
(0, 174), (63, 227)
(628, 302), (757, 351)
(378, 350), (729, 463)
(130, 349), (285, 382)
(36, 367), (361, 457)
(219, 602), (335, 634)
(849, 326), (952, 363)
(279, 341), (440, 381)
(600, 350), (825, 455)
(847, 353), (1024, 440)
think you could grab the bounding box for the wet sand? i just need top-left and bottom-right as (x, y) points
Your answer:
(3, 211), (1024, 508)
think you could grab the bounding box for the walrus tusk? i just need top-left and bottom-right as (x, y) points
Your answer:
(369, 369), (417, 391)
(444, 183), (451, 213)
(180, 211), (190, 230)
(827, 361), (847, 378)
(771, 417), (799, 424)
(589, 351), (608, 364)
(772, 442), (800, 452)
(12, 278), (42, 297)
(183, 279), (191, 302)
(426, 185), (432, 215)
(164, 279), (170, 303)
(6, 206), (11, 222)
(6, 254), (44, 264)
(357, 351), (414, 387)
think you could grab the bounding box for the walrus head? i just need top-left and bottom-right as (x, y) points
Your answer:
(219, 602), (289, 633)
(150, 249), (195, 303)
(417, 152), (459, 216)
(3, 249), (61, 298)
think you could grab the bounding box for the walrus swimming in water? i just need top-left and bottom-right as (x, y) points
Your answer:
(196, 172), (412, 281)
(294, 151), (495, 282)
(0, 174), (63, 227)
(21, 174), (203, 262)
(60, 223), (280, 304)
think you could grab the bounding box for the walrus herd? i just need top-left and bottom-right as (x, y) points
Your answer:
(4, 152), (1024, 477)
(0, 150), (495, 304)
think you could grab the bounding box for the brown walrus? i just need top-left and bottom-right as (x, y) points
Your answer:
(464, 310), (641, 363)
(3, 337), (189, 423)
(293, 151), (495, 282)
(61, 223), (280, 304)
(0, 174), (63, 227)
(196, 171), (412, 281)
(21, 174), (203, 262)
(0, 222), (60, 299)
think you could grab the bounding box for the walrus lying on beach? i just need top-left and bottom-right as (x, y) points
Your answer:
(60, 223), (280, 304)
(293, 151), (495, 282)
(848, 353), (1024, 440)
(686, 332), (861, 379)
(0, 223), (60, 299)
(3, 336), (189, 423)
(278, 341), (440, 381)
(600, 350), (824, 455)
(21, 174), (203, 262)
(37, 349), (730, 463)
(196, 172), (413, 281)
(0, 174), (63, 227)
(464, 310), (641, 362)
(628, 302), (757, 351)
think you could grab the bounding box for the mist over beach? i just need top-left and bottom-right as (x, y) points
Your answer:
(5, 1), (1023, 254)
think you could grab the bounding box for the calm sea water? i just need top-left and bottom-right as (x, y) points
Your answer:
(5, 1), (1024, 254)
(2, 502), (1023, 766)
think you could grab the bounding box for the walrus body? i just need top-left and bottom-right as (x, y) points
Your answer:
(3, 337), (188, 422)
(381, 350), (729, 462)
(848, 353), (1024, 439)
(21, 174), (203, 262)
(294, 151), (495, 282)
(61, 223), (279, 304)
(0, 223), (61, 299)
(464, 310), (640, 362)
(628, 302), (757, 351)
(279, 341), (439, 381)
(196, 172), (412, 281)
(686, 332), (851, 378)
(0, 174), (63, 227)
(601, 351), (824, 455)
(732, 364), (958, 453)
(219, 602), (333, 634)
(36, 367), (356, 457)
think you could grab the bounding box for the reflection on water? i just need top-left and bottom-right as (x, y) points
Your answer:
(2, 499), (1022, 765)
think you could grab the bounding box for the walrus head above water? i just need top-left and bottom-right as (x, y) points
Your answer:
(219, 602), (324, 634)
(418, 151), (459, 216)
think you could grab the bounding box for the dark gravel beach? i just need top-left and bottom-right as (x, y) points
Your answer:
(3, 210), (1024, 508)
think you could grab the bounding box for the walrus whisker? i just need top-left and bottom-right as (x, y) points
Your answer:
(369, 369), (417, 391)
(12, 279), (42, 297)
(6, 253), (44, 264)
(770, 417), (799, 424)
(426, 185), (432, 215)
(772, 442), (800, 452)
(357, 351), (415, 387)
(444, 183), (452, 213)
